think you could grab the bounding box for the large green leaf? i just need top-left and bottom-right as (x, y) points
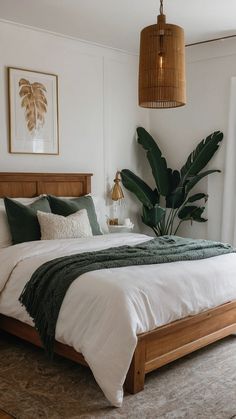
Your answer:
(186, 193), (208, 203)
(178, 205), (198, 220)
(180, 131), (223, 183)
(137, 127), (169, 196)
(185, 170), (220, 194)
(166, 188), (185, 209)
(191, 208), (207, 222)
(178, 205), (207, 222)
(167, 169), (180, 191)
(142, 204), (165, 227)
(120, 169), (159, 209)
(165, 169), (185, 208)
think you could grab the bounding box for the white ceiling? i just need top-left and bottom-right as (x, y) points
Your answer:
(0, 0), (236, 53)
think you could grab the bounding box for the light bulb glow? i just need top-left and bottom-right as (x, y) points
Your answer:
(159, 54), (163, 69)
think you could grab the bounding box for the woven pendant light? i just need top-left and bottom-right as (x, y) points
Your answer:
(139, 0), (186, 108)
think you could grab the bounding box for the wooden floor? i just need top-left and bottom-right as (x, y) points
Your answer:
(0, 410), (15, 419)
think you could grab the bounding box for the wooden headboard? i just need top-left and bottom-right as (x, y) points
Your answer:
(0, 172), (93, 198)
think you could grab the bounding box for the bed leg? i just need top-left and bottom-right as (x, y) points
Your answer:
(124, 338), (146, 394)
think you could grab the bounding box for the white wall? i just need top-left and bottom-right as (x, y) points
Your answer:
(2, 20), (235, 239)
(0, 20), (148, 227)
(148, 38), (236, 240)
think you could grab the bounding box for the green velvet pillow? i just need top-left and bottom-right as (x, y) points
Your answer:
(4, 196), (51, 245)
(47, 195), (102, 235)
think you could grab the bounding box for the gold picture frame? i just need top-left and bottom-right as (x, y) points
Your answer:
(8, 67), (59, 155)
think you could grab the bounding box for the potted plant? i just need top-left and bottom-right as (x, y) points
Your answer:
(121, 127), (223, 236)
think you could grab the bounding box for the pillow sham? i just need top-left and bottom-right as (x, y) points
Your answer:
(89, 196), (109, 234)
(47, 195), (102, 235)
(4, 196), (51, 245)
(37, 209), (93, 240)
(58, 195), (109, 234)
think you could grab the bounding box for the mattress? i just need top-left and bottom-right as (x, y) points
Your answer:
(0, 232), (236, 406)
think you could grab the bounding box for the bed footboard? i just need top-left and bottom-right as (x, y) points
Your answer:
(124, 301), (236, 394)
(1, 301), (236, 397)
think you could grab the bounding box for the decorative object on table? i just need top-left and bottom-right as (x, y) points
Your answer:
(108, 215), (134, 234)
(8, 67), (59, 154)
(109, 171), (124, 225)
(139, 0), (186, 109)
(121, 127), (223, 237)
(124, 217), (133, 227)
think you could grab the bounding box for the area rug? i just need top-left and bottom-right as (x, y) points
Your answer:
(0, 331), (236, 419)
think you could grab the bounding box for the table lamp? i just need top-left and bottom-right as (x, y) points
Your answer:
(109, 171), (124, 225)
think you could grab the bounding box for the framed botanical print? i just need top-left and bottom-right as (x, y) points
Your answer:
(8, 67), (59, 154)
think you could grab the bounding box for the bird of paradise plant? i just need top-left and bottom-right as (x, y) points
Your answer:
(121, 127), (223, 236)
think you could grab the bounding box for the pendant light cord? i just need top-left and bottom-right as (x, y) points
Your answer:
(159, 0), (164, 15)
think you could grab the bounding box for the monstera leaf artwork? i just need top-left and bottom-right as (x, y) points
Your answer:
(121, 128), (223, 236)
(19, 78), (48, 133)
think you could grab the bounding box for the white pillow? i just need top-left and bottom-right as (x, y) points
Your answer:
(37, 209), (93, 240)
(13, 196), (46, 205)
(91, 196), (109, 234)
(0, 203), (12, 248)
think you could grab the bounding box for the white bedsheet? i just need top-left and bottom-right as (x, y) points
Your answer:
(0, 233), (236, 406)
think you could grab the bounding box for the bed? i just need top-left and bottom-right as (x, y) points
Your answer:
(0, 172), (236, 407)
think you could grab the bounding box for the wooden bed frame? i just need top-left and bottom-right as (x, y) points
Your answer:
(0, 172), (236, 396)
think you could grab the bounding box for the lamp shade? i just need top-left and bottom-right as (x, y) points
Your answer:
(139, 14), (186, 109)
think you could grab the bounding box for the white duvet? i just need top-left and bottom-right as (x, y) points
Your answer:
(0, 232), (236, 407)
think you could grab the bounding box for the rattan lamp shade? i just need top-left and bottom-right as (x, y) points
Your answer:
(139, 14), (186, 109)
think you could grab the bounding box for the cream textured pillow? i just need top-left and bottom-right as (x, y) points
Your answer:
(37, 209), (93, 240)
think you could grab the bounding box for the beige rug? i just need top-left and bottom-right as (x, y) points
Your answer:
(0, 331), (236, 419)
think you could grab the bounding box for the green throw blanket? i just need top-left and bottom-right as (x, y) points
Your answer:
(19, 235), (235, 357)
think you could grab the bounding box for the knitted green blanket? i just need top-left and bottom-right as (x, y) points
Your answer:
(19, 235), (234, 357)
